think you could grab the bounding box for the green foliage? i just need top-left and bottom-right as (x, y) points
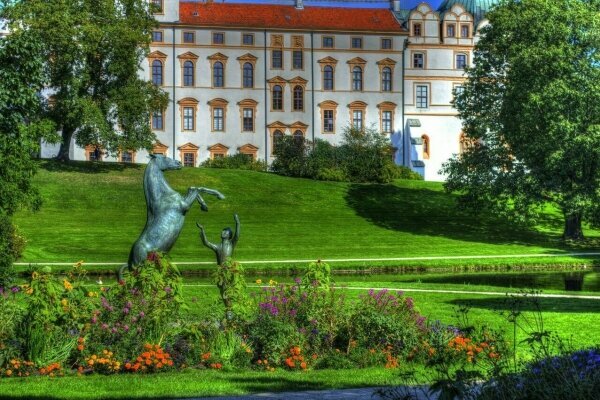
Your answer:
(213, 259), (251, 324)
(443, 0), (600, 240)
(86, 253), (184, 359)
(301, 260), (331, 289)
(1, 0), (169, 160)
(271, 126), (414, 183)
(346, 289), (425, 356)
(201, 154), (267, 171)
(0, 214), (26, 288)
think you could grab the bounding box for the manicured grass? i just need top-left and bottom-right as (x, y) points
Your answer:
(12, 161), (600, 269)
(0, 367), (404, 399)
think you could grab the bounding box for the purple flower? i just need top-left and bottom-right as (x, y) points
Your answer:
(123, 307), (130, 314)
(294, 278), (302, 284)
(139, 311), (145, 318)
(164, 286), (172, 293)
(368, 289), (374, 296)
(101, 323), (109, 330)
(111, 327), (118, 334)
(91, 316), (98, 324)
(123, 324), (130, 332)
(289, 309), (297, 317)
(126, 301), (133, 308)
(11, 286), (19, 293)
(270, 307), (279, 316)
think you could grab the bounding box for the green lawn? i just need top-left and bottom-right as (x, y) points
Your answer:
(12, 161), (600, 270)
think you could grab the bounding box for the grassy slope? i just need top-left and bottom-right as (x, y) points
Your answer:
(12, 161), (600, 267)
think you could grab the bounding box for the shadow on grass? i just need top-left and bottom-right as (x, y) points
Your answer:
(447, 296), (600, 313)
(344, 183), (566, 249)
(39, 160), (143, 174)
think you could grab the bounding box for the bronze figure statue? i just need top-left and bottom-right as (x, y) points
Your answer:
(119, 154), (225, 279)
(196, 214), (240, 265)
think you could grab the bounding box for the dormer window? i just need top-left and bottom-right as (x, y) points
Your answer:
(447, 24), (456, 38)
(461, 24), (470, 38)
(413, 23), (422, 37)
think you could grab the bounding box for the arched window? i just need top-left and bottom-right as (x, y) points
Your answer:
(213, 61), (224, 87)
(152, 60), (163, 85)
(272, 85), (283, 110)
(293, 130), (304, 146)
(243, 62), (254, 88)
(273, 130), (284, 153)
(422, 135), (430, 159)
(323, 65), (334, 90)
(382, 67), (392, 92)
(293, 86), (304, 111)
(352, 66), (363, 91)
(183, 61), (194, 87)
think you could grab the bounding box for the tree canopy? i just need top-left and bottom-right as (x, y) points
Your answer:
(1, 0), (169, 160)
(443, 0), (600, 240)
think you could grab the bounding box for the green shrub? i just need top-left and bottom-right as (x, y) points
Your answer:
(271, 126), (421, 183)
(201, 154), (267, 171)
(345, 289), (425, 356)
(0, 214), (26, 288)
(213, 259), (251, 325)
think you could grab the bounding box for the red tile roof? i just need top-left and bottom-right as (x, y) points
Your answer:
(179, 2), (406, 33)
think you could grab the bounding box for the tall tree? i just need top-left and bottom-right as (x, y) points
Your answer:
(442, 0), (600, 240)
(0, 28), (56, 284)
(1, 0), (169, 160)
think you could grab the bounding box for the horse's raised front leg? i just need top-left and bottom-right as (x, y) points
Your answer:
(182, 188), (202, 213)
(191, 187), (226, 200)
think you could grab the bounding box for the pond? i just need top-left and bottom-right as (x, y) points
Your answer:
(168, 268), (600, 293)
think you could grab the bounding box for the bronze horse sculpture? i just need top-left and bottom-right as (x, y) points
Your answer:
(118, 154), (224, 279)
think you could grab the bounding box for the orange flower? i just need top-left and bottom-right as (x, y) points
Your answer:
(300, 362), (307, 369)
(5, 370), (12, 377)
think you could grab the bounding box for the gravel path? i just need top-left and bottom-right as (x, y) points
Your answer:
(192, 386), (434, 400)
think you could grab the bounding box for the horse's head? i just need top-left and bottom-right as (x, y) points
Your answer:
(149, 154), (182, 171)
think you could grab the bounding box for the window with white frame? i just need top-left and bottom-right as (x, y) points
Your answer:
(183, 107), (194, 130)
(416, 85), (428, 108)
(352, 66), (363, 91)
(382, 110), (392, 133)
(243, 108), (253, 131)
(382, 67), (392, 92)
(456, 53), (467, 69)
(413, 53), (424, 68)
(323, 109), (334, 133)
(213, 107), (224, 131)
(352, 110), (363, 130)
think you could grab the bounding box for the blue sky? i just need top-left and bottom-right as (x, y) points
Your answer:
(206, 0), (444, 11)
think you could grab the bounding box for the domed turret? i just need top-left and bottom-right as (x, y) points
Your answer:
(437, 0), (499, 23)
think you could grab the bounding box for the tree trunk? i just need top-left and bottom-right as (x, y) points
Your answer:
(563, 211), (584, 241)
(56, 126), (75, 161)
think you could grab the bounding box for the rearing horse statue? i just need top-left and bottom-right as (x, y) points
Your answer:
(118, 154), (224, 279)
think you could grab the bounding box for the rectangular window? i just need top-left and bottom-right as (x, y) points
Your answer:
(152, 111), (163, 130)
(183, 107), (194, 130)
(352, 110), (363, 130)
(413, 53), (424, 69)
(382, 111), (392, 133)
(416, 85), (428, 109)
(447, 24), (456, 38)
(323, 110), (334, 133)
(242, 33), (254, 45)
(322, 36), (334, 48)
(292, 50), (303, 69)
(213, 108), (224, 131)
(212, 32), (224, 44)
(413, 23), (422, 37)
(381, 38), (392, 49)
(351, 37), (363, 49)
(461, 25), (470, 38)
(121, 152), (133, 163)
(183, 153), (195, 167)
(152, 31), (163, 42)
(456, 54), (467, 69)
(183, 31), (195, 44)
(271, 49), (283, 69)
(243, 108), (253, 131)
(151, 0), (163, 13)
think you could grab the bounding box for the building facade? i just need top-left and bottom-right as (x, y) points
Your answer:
(41, 0), (496, 181)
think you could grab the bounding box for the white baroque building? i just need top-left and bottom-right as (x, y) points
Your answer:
(41, 0), (496, 181)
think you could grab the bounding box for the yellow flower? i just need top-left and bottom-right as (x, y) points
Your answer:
(63, 279), (73, 291)
(31, 271), (39, 279)
(255, 279), (262, 285)
(268, 279), (277, 286)
(88, 291), (98, 297)
(74, 260), (84, 268)
(60, 298), (68, 307)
